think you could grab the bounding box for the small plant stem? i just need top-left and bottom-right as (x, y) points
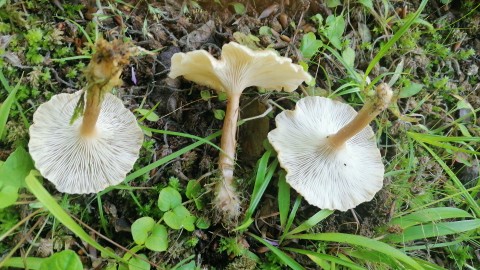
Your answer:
(328, 83), (393, 148)
(80, 85), (102, 136)
(217, 92), (241, 216)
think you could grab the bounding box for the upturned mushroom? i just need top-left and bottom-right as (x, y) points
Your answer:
(28, 39), (143, 194)
(169, 42), (311, 217)
(268, 83), (393, 211)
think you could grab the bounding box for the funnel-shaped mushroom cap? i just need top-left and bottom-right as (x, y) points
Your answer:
(29, 91), (143, 194)
(168, 42), (312, 94)
(268, 96), (384, 211)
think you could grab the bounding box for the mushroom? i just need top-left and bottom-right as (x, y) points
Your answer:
(268, 83), (393, 211)
(169, 42), (311, 217)
(28, 39), (143, 194)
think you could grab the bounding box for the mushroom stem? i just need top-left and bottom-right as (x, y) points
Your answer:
(80, 85), (102, 136)
(328, 83), (393, 149)
(77, 39), (131, 136)
(216, 92), (241, 216)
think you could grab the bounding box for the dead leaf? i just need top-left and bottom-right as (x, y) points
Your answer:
(179, 20), (215, 49)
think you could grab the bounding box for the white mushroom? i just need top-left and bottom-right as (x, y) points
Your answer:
(28, 39), (143, 194)
(268, 83), (393, 211)
(29, 91), (143, 193)
(169, 42), (311, 217)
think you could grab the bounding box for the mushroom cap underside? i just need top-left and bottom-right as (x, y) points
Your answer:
(268, 96), (384, 211)
(168, 42), (311, 94)
(29, 91), (143, 194)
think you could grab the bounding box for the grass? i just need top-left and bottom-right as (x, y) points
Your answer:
(1, 0), (479, 269)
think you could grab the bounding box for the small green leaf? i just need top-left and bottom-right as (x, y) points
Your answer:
(0, 147), (33, 189)
(39, 250), (83, 270)
(145, 224), (168, 252)
(195, 217), (211, 229)
(399, 82), (423, 98)
(200, 90), (211, 101)
(218, 92), (228, 101)
(300, 32), (322, 60)
(186, 180), (201, 199)
(128, 254), (150, 270)
(135, 109), (160, 122)
(230, 3), (246, 15)
(342, 47), (355, 69)
(259, 26), (272, 36)
(158, 187), (182, 211)
(357, 0), (373, 9)
(326, 0), (341, 7)
(0, 185), (18, 209)
(325, 15), (345, 50)
(183, 215), (196, 232)
(131, 217), (155, 245)
(0, 147), (34, 208)
(164, 210), (182, 230)
(213, 109), (225, 120)
(164, 205), (196, 231)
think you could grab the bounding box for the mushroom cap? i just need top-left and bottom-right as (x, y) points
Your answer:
(29, 91), (143, 194)
(168, 42), (312, 94)
(268, 96), (384, 211)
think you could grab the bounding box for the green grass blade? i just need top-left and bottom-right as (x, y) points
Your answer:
(402, 239), (463, 252)
(286, 209), (334, 236)
(50, 55), (92, 62)
(0, 77), (18, 138)
(57, 16), (94, 46)
(280, 195), (302, 243)
(284, 247), (366, 270)
(278, 171), (290, 229)
(0, 70), (29, 129)
(323, 45), (362, 84)
(418, 142), (480, 216)
(412, 258), (447, 270)
(348, 249), (406, 268)
(25, 171), (122, 262)
(390, 207), (473, 229)
(248, 233), (305, 270)
(143, 126), (222, 152)
(288, 233), (423, 269)
(97, 195), (111, 237)
(385, 220), (480, 243)
(408, 132), (480, 155)
(364, 0), (428, 82)
(408, 132), (480, 143)
(0, 257), (44, 269)
(242, 150), (278, 224)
